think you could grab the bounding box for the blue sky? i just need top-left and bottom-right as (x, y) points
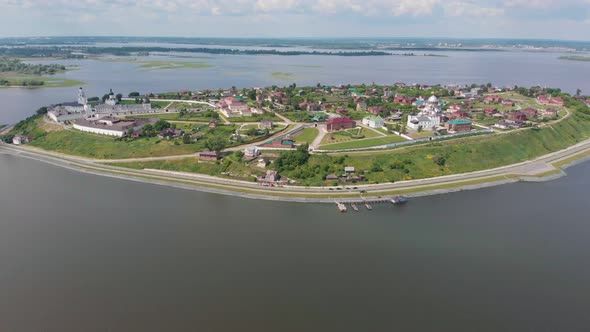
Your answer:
(1, 0), (589, 40)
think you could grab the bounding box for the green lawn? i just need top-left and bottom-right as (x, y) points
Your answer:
(319, 135), (408, 150)
(320, 127), (381, 145)
(407, 131), (435, 139)
(227, 114), (282, 123)
(294, 127), (319, 144)
(281, 111), (314, 123)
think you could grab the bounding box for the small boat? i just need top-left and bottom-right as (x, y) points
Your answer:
(351, 203), (359, 212)
(364, 202), (373, 210)
(391, 195), (409, 205)
(336, 202), (348, 212)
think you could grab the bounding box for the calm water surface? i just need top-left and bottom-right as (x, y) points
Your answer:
(1, 50), (590, 124)
(1, 50), (590, 331)
(1, 153), (590, 331)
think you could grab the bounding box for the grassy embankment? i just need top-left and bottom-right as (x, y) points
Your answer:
(319, 135), (408, 150)
(5, 116), (241, 159)
(109, 98), (590, 186)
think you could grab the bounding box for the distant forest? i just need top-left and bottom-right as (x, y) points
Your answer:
(0, 46), (392, 58)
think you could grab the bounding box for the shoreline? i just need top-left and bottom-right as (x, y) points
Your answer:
(2, 138), (590, 203)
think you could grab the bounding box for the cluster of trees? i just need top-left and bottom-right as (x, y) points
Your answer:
(140, 120), (171, 138)
(274, 144), (310, 173)
(0, 79), (45, 86)
(0, 58), (66, 75)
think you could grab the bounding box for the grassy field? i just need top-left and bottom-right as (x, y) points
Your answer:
(0, 72), (83, 88)
(132, 113), (218, 122)
(29, 130), (199, 159)
(319, 134), (408, 150)
(27, 123), (240, 159)
(294, 128), (319, 144)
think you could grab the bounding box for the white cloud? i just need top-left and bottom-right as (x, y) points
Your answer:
(390, 0), (440, 16)
(445, 1), (505, 17)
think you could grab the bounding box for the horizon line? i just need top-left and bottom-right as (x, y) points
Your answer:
(1, 35), (589, 43)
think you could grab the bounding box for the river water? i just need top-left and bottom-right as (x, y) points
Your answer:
(1, 49), (590, 124)
(1, 49), (590, 331)
(1, 152), (590, 331)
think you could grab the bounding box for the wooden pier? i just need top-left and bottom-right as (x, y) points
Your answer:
(335, 196), (408, 212)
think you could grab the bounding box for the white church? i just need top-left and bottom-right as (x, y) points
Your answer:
(407, 95), (442, 131)
(48, 88), (155, 123)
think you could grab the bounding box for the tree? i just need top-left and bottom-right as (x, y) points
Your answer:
(126, 128), (134, 137)
(417, 125), (423, 133)
(153, 119), (171, 132)
(205, 136), (227, 153)
(102, 94), (110, 103)
(128, 92), (140, 97)
(116, 93), (123, 102)
(141, 124), (156, 137)
(182, 133), (192, 144)
(274, 144), (310, 172)
(577, 88), (582, 96)
(248, 90), (257, 101)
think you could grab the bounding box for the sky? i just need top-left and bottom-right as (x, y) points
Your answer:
(1, 0), (589, 40)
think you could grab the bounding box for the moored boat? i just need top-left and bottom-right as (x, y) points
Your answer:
(351, 203), (359, 212)
(336, 202), (348, 212)
(364, 202), (373, 210)
(391, 195), (409, 205)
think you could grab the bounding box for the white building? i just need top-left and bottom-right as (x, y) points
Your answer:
(12, 135), (32, 145)
(407, 95), (442, 131)
(244, 146), (261, 158)
(73, 117), (157, 137)
(362, 115), (385, 129)
(48, 88), (154, 123)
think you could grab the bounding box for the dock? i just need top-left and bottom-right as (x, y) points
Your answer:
(333, 196), (408, 213)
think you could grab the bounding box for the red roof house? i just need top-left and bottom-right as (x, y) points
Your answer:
(326, 117), (356, 132)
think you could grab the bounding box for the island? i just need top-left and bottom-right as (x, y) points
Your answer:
(0, 58), (82, 88)
(559, 55), (590, 62)
(2, 82), (590, 203)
